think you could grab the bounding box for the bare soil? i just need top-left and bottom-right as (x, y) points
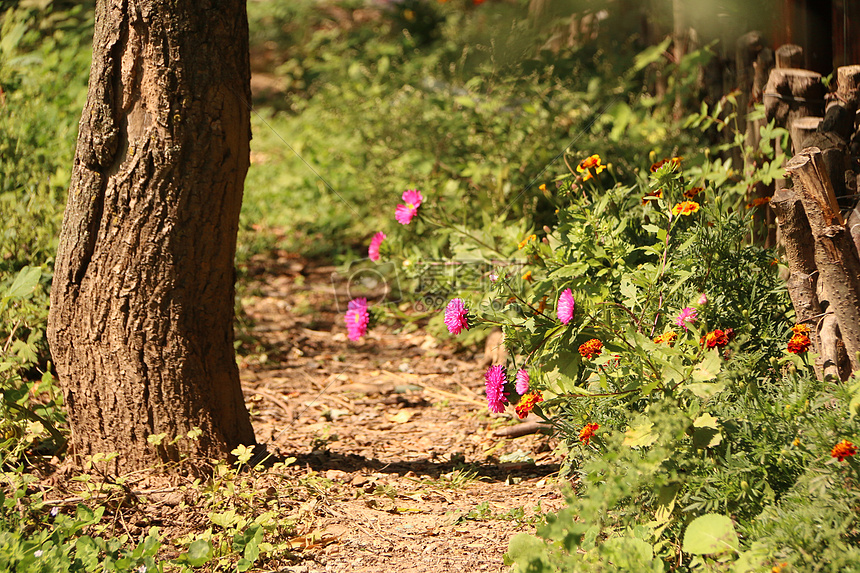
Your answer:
(236, 252), (566, 572)
(37, 252), (566, 572)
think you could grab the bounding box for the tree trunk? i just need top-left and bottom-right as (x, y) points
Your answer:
(47, 0), (256, 473)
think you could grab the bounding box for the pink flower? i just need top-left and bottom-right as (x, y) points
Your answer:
(697, 293), (708, 306)
(674, 307), (698, 330)
(345, 298), (370, 340)
(515, 369), (530, 395)
(368, 232), (386, 262)
(444, 298), (470, 335)
(484, 365), (509, 413)
(557, 288), (575, 324)
(395, 189), (424, 225)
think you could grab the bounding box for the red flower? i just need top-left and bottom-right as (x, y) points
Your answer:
(831, 439), (857, 462)
(515, 391), (543, 419)
(787, 333), (811, 354)
(578, 338), (603, 360)
(702, 329), (731, 349)
(579, 423), (599, 446)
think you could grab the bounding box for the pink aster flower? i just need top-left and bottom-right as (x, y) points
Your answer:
(484, 365), (509, 413)
(557, 288), (575, 324)
(515, 369), (530, 395)
(395, 189), (424, 225)
(368, 232), (386, 262)
(444, 298), (470, 335)
(697, 293), (708, 306)
(674, 306), (698, 330)
(345, 298), (370, 341)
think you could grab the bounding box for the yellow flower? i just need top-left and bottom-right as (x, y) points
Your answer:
(653, 331), (677, 346)
(671, 201), (700, 217)
(539, 183), (547, 192)
(522, 270), (533, 282)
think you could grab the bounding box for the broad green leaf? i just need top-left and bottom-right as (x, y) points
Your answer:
(623, 422), (658, 448)
(620, 278), (637, 308)
(600, 537), (655, 568)
(4, 266), (41, 301)
(686, 381), (726, 399)
(692, 413), (723, 449)
(692, 350), (721, 381)
(184, 539), (213, 567)
(683, 514), (738, 555)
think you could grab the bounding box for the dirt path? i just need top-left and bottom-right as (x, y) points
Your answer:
(237, 253), (565, 572)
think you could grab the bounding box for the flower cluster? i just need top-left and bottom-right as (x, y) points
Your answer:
(345, 298), (370, 341)
(671, 201), (700, 217)
(831, 439), (857, 462)
(579, 423), (599, 446)
(484, 365), (509, 413)
(653, 331), (677, 346)
(579, 338), (603, 360)
(702, 328), (734, 349)
(518, 234), (537, 249)
(395, 189), (423, 225)
(444, 298), (470, 335)
(787, 324), (812, 354)
(577, 154), (606, 181)
(515, 391), (543, 419)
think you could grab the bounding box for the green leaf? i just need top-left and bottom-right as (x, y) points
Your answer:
(184, 539), (213, 567)
(692, 350), (721, 381)
(504, 533), (550, 568)
(682, 514), (739, 555)
(600, 537), (655, 568)
(623, 422), (658, 448)
(692, 413), (723, 449)
(4, 266), (41, 302)
(685, 381), (726, 399)
(633, 37), (672, 71)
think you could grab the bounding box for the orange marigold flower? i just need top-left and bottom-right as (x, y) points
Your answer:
(539, 183), (547, 192)
(577, 154), (606, 181)
(515, 391), (544, 419)
(787, 333), (811, 354)
(579, 422), (600, 445)
(641, 189), (663, 204)
(518, 234), (537, 250)
(579, 338), (603, 359)
(684, 186), (703, 199)
(746, 196), (771, 209)
(672, 201), (700, 217)
(653, 331), (678, 345)
(831, 439), (857, 462)
(649, 157), (681, 173)
(522, 270), (533, 282)
(702, 329), (730, 349)
(791, 324), (811, 335)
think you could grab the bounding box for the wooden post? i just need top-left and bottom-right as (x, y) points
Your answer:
(789, 116), (822, 152)
(764, 68), (826, 128)
(775, 44), (804, 69)
(785, 147), (860, 374)
(770, 188), (823, 346)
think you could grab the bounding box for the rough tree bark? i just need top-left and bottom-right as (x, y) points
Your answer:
(47, 0), (257, 473)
